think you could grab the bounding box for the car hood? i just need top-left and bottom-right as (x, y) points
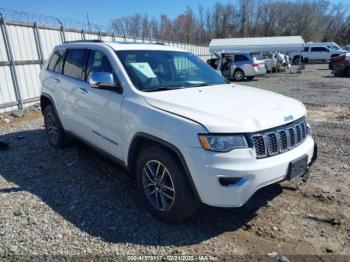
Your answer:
(143, 84), (306, 133)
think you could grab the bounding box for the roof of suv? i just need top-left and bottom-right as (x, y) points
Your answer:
(58, 40), (186, 52)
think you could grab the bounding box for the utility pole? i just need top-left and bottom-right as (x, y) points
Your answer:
(86, 13), (91, 32)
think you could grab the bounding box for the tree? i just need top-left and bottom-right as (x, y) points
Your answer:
(110, 0), (350, 45)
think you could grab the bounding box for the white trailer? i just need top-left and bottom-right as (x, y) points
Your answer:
(209, 36), (305, 73)
(209, 36), (305, 53)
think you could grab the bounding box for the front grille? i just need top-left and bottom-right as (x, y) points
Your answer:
(250, 118), (308, 159)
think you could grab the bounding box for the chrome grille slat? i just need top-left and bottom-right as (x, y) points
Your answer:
(250, 119), (308, 159)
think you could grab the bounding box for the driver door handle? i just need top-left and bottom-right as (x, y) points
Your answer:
(78, 88), (88, 94)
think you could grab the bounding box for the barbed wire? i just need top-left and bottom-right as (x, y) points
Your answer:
(0, 7), (109, 32)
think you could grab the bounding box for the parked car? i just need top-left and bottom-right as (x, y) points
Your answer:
(329, 54), (342, 70)
(306, 42), (343, 51)
(209, 51), (266, 81)
(40, 40), (317, 223)
(292, 44), (346, 64)
(332, 53), (350, 77)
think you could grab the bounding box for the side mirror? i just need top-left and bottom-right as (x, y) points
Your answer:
(88, 72), (122, 93)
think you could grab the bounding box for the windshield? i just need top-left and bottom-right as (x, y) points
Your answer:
(328, 45), (340, 50)
(116, 50), (227, 91)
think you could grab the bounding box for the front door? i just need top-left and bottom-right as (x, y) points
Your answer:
(72, 49), (124, 159)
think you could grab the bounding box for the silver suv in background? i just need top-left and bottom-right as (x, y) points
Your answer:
(208, 51), (266, 81)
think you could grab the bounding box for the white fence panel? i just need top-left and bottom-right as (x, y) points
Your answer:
(0, 30), (8, 61)
(0, 66), (17, 113)
(7, 25), (38, 60)
(15, 64), (41, 100)
(39, 28), (62, 59)
(85, 33), (99, 40)
(101, 35), (113, 41)
(64, 31), (82, 41)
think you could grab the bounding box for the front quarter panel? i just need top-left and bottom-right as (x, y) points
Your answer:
(120, 95), (207, 163)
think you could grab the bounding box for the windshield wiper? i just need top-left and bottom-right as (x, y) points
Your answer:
(187, 83), (210, 87)
(143, 87), (183, 92)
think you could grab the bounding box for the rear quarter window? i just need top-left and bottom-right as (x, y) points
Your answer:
(234, 54), (249, 62)
(47, 49), (65, 73)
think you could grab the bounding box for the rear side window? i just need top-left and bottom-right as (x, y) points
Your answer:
(63, 49), (88, 80)
(47, 49), (65, 73)
(235, 54), (249, 62)
(311, 47), (328, 52)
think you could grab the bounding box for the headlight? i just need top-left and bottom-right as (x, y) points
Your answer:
(198, 134), (248, 152)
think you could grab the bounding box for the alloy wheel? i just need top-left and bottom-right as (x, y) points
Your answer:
(142, 160), (175, 211)
(234, 70), (244, 81)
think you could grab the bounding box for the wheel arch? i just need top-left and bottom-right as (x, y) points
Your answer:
(127, 132), (201, 201)
(40, 92), (65, 129)
(40, 93), (54, 114)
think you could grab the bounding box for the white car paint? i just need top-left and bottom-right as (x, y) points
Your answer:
(40, 41), (316, 208)
(144, 84), (306, 133)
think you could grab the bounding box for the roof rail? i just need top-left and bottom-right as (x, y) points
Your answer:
(63, 39), (104, 44)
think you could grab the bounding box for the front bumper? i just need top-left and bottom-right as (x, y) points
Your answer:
(184, 135), (316, 207)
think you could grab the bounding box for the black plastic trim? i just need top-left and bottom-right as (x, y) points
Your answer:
(66, 131), (127, 169)
(40, 93), (62, 126)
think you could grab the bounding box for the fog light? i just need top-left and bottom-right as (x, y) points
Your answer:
(219, 177), (245, 187)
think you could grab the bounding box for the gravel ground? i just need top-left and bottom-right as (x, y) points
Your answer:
(0, 64), (349, 259)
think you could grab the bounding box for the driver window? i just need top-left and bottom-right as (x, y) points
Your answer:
(86, 50), (117, 82)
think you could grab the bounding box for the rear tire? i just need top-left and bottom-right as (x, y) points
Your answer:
(233, 69), (245, 81)
(43, 105), (69, 148)
(136, 145), (200, 223)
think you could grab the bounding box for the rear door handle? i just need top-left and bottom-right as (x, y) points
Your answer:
(78, 88), (88, 94)
(53, 78), (60, 83)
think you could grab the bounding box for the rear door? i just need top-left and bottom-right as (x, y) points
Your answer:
(234, 54), (252, 75)
(220, 55), (235, 79)
(42, 49), (74, 130)
(59, 48), (89, 133)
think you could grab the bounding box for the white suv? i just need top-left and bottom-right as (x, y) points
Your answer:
(292, 44), (346, 64)
(40, 40), (317, 223)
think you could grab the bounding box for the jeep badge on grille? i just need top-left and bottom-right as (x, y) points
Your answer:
(284, 115), (294, 122)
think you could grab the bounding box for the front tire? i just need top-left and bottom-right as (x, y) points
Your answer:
(43, 105), (69, 148)
(136, 145), (200, 223)
(233, 69), (245, 81)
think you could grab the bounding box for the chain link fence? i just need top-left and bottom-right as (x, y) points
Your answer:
(0, 8), (211, 112)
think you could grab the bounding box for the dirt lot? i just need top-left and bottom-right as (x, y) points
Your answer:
(0, 64), (349, 259)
